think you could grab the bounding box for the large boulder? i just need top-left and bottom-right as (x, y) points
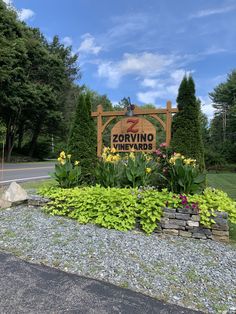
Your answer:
(1, 182), (28, 204)
(0, 199), (12, 209)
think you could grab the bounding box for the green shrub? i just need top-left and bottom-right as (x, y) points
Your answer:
(137, 188), (168, 234)
(39, 185), (236, 234)
(204, 149), (225, 170)
(20, 138), (51, 160)
(52, 151), (81, 188)
(40, 186), (138, 231)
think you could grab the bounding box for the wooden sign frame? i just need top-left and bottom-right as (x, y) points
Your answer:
(91, 101), (178, 157)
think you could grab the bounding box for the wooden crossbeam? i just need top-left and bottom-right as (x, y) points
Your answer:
(91, 101), (178, 157)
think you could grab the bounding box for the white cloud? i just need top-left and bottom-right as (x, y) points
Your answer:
(170, 69), (186, 82)
(18, 8), (35, 21)
(141, 78), (158, 88)
(199, 96), (215, 120)
(190, 5), (236, 19)
(107, 13), (149, 42)
(137, 84), (179, 104)
(210, 73), (227, 85)
(62, 36), (73, 46)
(78, 33), (102, 55)
(137, 68), (193, 104)
(137, 91), (160, 104)
(98, 52), (176, 88)
(2, 0), (12, 5)
(202, 47), (227, 56)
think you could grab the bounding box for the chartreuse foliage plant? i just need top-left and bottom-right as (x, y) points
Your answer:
(39, 186), (236, 234)
(187, 188), (236, 227)
(52, 151), (81, 188)
(40, 186), (138, 231)
(137, 188), (170, 234)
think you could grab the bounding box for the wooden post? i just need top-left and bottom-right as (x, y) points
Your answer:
(166, 100), (172, 146)
(97, 105), (103, 157)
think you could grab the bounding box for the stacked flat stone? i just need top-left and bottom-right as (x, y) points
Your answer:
(160, 207), (229, 242)
(26, 195), (230, 243)
(28, 195), (50, 207)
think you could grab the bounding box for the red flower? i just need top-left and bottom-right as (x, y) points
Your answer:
(160, 142), (167, 147)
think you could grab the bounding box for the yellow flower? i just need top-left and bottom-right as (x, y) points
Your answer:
(110, 147), (117, 153)
(74, 160), (80, 166)
(67, 154), (71, 159)
(169, 156), (176, 164)
(101, 152), (107, 160)
(60, 151), (66, 159)
(184, 158), (196, 167)
(174, 153), (182, 158)
(58, 156), (66, 165)
(129, 152), (135, 160)
(145, 154), (152, 162)
(113, 154), (120, 162)
(103, 146), (110, 154)
(105, 154), (113, 163)
(145, 167), (152, 174)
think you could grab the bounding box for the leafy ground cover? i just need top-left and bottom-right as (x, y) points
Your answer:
(39, 185), (236, 235)
(207, 172), (236, 241)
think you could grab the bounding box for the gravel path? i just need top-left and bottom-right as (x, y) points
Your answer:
(0, 202), (236, 314)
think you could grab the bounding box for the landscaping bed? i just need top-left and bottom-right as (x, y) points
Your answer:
(0, 201), (235, 314)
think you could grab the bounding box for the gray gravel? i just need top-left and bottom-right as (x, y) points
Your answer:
(0, 202), (236, 314)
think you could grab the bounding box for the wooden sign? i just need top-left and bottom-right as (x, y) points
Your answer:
(91, 101), (178, 157)
(111, 117), (156, 152)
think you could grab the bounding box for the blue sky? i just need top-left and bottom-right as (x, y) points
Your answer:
(6, 0), (236, 119)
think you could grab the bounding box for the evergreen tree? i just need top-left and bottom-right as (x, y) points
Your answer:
(209, 70), (236, 162)
(171, 75), (204, 168)
(68, 93), (97, 183)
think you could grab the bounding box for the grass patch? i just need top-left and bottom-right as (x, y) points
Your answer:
(206, 173), (236, 199)
(21, 178), (56, 191)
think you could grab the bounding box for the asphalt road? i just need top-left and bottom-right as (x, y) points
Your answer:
(0, 251), (201, 314)
(0, 161), (55, 185)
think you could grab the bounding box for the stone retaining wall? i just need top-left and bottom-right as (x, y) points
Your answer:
(160, 207), (229, 242)
(28, 195), (230, 243)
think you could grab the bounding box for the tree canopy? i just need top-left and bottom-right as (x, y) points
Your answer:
(0, 0), (80, 160)
(209, 70), (236, 162)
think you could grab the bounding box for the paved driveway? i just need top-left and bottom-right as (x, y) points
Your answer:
(0, 251), (201, 314)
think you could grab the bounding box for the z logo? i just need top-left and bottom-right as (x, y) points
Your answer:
(127, 119), (139, 133)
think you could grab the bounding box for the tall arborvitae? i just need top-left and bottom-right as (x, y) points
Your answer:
(171, 75), (204, 168)
(68, 93), (97, 183)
